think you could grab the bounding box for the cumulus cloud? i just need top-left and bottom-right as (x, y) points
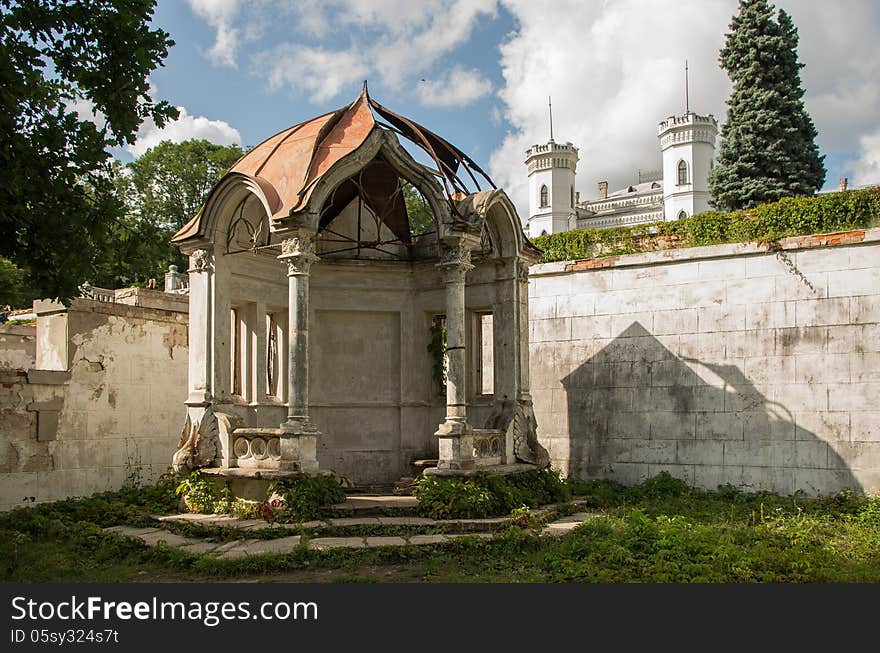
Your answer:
(258, 45), (371, 103)
(418, 66), (492, 107)
(851, 129), (880, 188)
(490, 0), (880, 218)
(187, 0), (241, 66)
(188, 0), (498, 104)
(127, 106), (242, 158)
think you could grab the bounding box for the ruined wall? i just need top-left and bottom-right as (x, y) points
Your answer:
(529, 228), (880, 496)
(0, 324), (36, 371)
(0, 296), (188, 511)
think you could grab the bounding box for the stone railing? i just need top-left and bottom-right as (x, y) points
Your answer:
(229, 427), (283, 468)
(472, 428), (504, 467)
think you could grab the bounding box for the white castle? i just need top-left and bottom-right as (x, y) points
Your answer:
(525, 109), (718, 235)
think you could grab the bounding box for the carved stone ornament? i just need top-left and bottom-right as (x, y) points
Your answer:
(485, 399), (550, 467)
(190, 249), (210, 273)
(517, 259), (530, 283)
(279, 236), (319, 275)
(172, 408), (220, 471)
(439, 237), (474, 270)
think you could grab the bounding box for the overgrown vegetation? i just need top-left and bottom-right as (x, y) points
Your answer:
(531, 187), (880, 263)
(174, 471), (346, 523)
(3, 472), (880, 583)
(414, 469), (571, 519)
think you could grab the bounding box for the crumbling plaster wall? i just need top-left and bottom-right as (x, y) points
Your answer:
(0, 324), (35, 371)
(0, 295), (188, 511)
(529, 228), (880, 496)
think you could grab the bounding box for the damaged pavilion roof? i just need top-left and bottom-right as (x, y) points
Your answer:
(172, 82), (496, 244)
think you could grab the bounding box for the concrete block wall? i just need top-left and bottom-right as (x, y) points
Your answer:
(0, 298), (188, 511)
(529, 228), (880, 496)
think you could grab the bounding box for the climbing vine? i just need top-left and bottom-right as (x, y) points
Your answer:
(427, 316), (447, 396)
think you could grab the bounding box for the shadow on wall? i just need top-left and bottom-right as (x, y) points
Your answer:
(562, 322), (862, 496)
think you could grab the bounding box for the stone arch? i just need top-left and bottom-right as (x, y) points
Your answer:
(286, 129), (452, 241)
(195, 172), (280, 249)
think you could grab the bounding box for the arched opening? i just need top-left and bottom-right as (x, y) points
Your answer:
(570, 186), (574, 208)
(678, 210), (688, 220)
(540, 184), (548, 208)
(677, 160), (689, 186)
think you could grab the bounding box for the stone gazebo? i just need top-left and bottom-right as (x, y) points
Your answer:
(170, 85), (548, 486)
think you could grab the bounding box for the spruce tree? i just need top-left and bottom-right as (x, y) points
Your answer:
(709, 0), (825, 211)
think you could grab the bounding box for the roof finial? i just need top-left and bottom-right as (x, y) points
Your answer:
(548, 96), (554, 142)
(685, 60), (690, 114)
(362, 79), (369, 97)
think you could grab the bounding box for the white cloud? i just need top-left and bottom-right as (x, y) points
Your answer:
(489, 0), (880, 218)
(418, 66), (492, 107)
(188, 0), (498, 101)
(258, 45), (370, 103)
(851, 129), (880, 187)
(127, 106), (242, 158)
(187, 0), (241, 66)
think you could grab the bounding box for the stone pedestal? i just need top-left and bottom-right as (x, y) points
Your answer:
(277, 232), (322, 473)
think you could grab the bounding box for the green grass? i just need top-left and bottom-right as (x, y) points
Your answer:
(2, 473), (879, 583)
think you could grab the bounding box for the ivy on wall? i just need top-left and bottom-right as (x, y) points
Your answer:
(531, 187), (880, 264)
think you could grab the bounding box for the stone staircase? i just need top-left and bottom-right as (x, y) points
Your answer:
(102, 495), (601, 560)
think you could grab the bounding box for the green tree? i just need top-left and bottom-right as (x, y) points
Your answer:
(127, 139), (245, 232)
(0, 0), (177, 302)
(401, 180), (435, 234)
(0, 257), (28, 308)
(708, 0), (825, 211)
(86, 140), (244, 289)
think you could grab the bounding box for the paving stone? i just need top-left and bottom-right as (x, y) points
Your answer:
(327, 517), (381, 527)
(445, 517), (508, 527)
(376, 516), (436, 526)
(177, 541), (223, 554)
(139, 530), (204, 548)
(308, 537), (367, 550)
(155, 513), (218, 524)
(229, 536), (303, 557)
(541, 512), (600, 536)
(211, 539), (254, 556)
(364, 537), (408, 548)
(333, 496), (419, 511)
(407, 534), (449, 546)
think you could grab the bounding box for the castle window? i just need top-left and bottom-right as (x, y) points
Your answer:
(678, 210), (688, 220)
(677, 160), (689, 185)
(570, 186), (574, 208)
(540, 184), (548, 208)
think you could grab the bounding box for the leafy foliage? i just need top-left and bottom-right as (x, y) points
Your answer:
(531, 187), (880, 263)
(708, 0), (825, 210)
(264, 475), (346, 523)
(401, 180), (434, 235)
(0, 257), (31, 308)
(0, 0), (178, 302)
(414, 469), (571, 519)
(427, 316), (447, 396)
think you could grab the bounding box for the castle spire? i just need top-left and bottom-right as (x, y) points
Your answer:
(685, 60), (690, 114)
(548, 96), (554, 142)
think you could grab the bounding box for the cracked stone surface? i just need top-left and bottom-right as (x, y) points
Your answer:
(309, 537), (367, 550)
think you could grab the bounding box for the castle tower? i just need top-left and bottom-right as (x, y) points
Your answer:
(658, 111), (718, 220)
(524, 139), (578, 236)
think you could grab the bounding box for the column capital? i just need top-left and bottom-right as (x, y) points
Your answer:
(437, 233), (479, 272)
(278, 234), (319, 276)
(188, 248), (212, 274)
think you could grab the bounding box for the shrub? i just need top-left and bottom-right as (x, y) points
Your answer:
(414, 469), (570, 519)
(531, 187), (880, 263)
(264, 475), (346, 523)
(175, 471), (218, 513)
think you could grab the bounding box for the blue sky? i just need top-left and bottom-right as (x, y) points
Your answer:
(128, 1), (880, 217)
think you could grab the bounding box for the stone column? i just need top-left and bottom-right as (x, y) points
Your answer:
(186, 248), (212, 407)
(277, 232), (321, 473)
(434, 233), (479, 470)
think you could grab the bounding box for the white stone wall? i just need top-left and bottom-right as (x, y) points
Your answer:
(0, 299), (188, 511)
(529, 228), (880, 496)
